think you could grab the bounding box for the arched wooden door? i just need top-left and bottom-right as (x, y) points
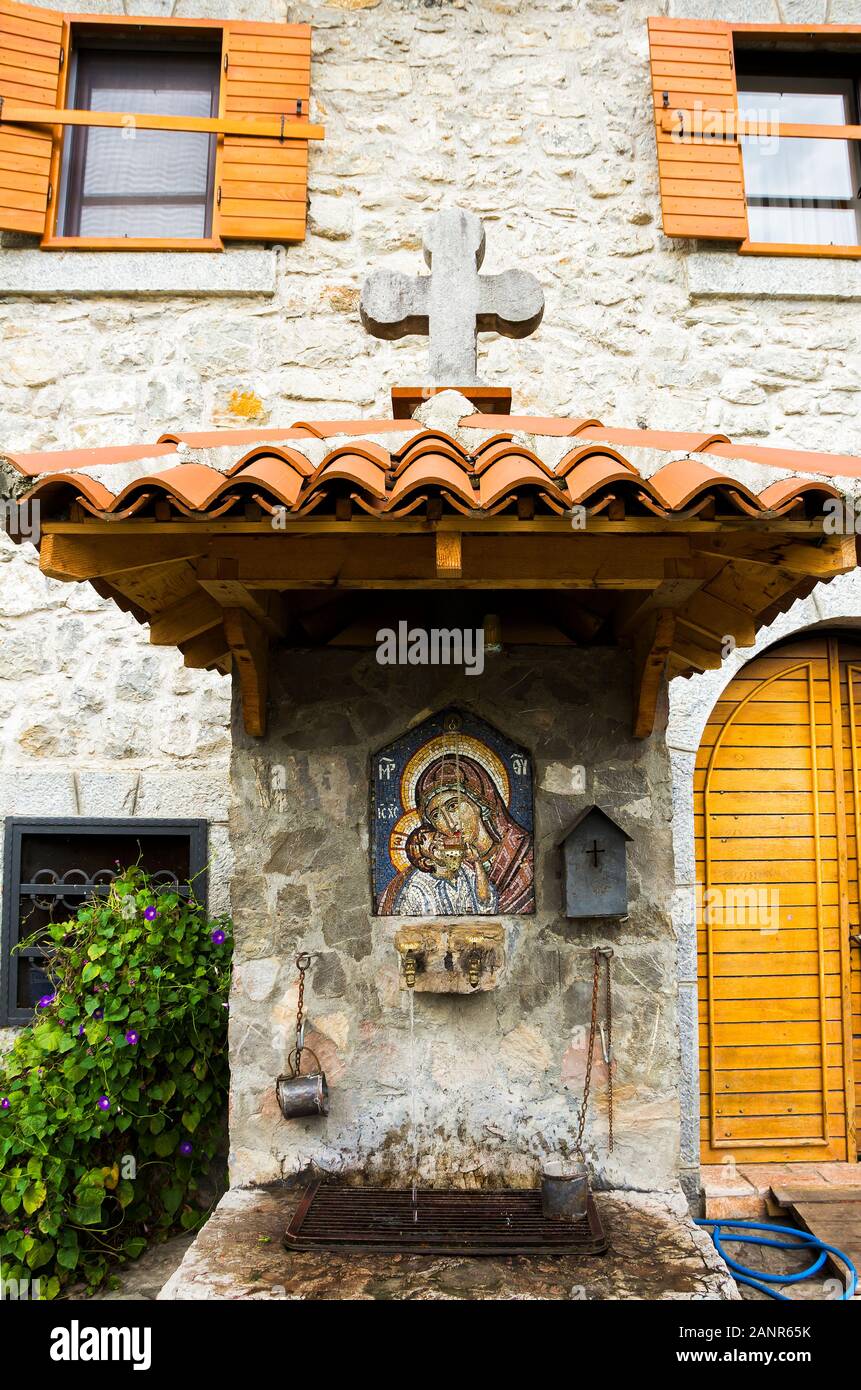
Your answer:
(697, 634), (860, 1164)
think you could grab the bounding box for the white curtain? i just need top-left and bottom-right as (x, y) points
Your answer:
(738, 81), (860, 247)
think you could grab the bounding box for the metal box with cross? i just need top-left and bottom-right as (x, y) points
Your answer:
(560, 806), (631, 920)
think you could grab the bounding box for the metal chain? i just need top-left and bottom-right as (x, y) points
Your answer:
(603, 948), (614, 1154)
(295, 952), (310, 1073)
(574, 947), (614, 1157)
(573, 950), (601, 1156)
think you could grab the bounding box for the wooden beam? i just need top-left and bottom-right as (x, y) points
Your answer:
(615, 557), (712, 639)
(1, 107), (325, 140)
(39, 534), (207, 582)
(632, 610), (675, 739)
(191, 535), (692, 589)
(224, 609), (268, 738)
(149, 592), (224, 646)
(436, 532), (462, 579)
(695, 533), (856, 579)
(671, 623), (725, 672)
(675, 590), (756, 649)
(196, 557), (286, 637)
(180, 626), (231, 672)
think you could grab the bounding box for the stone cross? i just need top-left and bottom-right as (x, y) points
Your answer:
(359, 207), (544, 385)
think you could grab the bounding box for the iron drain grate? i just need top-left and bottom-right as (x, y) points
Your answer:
(284, 1180), (608, 1256)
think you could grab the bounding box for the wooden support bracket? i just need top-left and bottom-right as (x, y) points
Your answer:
(632, 609), (676, 740)
(196, 557), (285, 637)
(223, 609), (269, 738)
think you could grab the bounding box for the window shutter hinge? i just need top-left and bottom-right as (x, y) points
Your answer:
(216, 185), (222, 208)
(0, 96), (4, 123)
(46, 180), (53, 206)
(59, 45), (65, 69)
(223, 53), (229, 72)
(662, 91), (669, 108)
(296, 99), (303, 117)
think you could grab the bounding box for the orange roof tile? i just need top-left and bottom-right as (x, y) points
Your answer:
(8, 410), (857, 526)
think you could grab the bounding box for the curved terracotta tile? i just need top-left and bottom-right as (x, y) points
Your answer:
(109, 464), (229, 513)
(171, 493), (241, 519)
(386, 456), (477, 510)
(78, 492), (154, 520)
(756, 478), (840, 514)
(560, 454), (647, 501)
(301, 456), (390, 501)
(227, 458), (306, 508)
(648, 459), (759, 512)
(576, 428), (731, 453)
(24, 473), (117, 511)
(392, 430), (472, 471)
(556, 445), (639, 478)
(472, 442), (558, 480)
(228, 445), (315, 480)
(477, 458), (569, 509)
(470, 432), (515, 456)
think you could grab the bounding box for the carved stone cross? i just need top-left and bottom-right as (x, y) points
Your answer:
(360, 207), (544, 385)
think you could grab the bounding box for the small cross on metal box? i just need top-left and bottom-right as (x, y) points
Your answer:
(560, 805), (631, 920)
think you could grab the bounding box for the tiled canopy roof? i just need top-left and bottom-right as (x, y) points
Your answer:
(6, 412), (858, 522)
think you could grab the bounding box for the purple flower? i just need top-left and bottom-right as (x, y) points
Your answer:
(23, 1227), (30, 1236)
(97, 1096), (111, 1112)
(124, 1030), (139, 1046)
(37, 993), (55, 1009)
(210, 929), (226, 945)
(179, 1141), (193, 1156)
(0, 1098), (9, 1110)
(94, 1009), (104, 1021)
(78, 1025), (85, 1038)
(143, 906), (158, 921)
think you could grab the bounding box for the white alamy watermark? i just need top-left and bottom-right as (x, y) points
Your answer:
(376, 622), (485, 676)
(2, 499), (40, 545)
(50, 1320), (152, 1371)
(822, 496), (861, 536)
(698, 885), (780, 932)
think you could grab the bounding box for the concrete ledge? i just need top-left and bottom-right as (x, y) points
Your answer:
(0, 248), (278, 297)
(158, 1184), (740, 1300)
(686, 250), (861, 301)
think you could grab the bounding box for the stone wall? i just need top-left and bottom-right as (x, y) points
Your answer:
(228, 646), (680, 1190)
(2, 0), (861, 1171)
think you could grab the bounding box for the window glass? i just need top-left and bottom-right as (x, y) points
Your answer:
(738, 78), (861, 246)
(59, 48), (219, 239)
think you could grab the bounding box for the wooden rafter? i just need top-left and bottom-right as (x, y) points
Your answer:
(223, 609), (269, 738)
(632, 610), (676, 739)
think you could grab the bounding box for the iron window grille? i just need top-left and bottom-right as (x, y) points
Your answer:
(1, 818), (208, 1028)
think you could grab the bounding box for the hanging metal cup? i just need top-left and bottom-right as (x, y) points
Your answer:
(276, 1046), (329, 1119)
(541, 1158), (589, 1222)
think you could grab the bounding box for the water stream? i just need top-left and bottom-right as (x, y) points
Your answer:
(409, 986), (418, 1225)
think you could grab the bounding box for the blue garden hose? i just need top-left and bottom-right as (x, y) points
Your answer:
(695, 1218), (858, 1301)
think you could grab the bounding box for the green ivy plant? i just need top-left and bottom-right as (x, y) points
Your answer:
(0, 866), (231, 1298)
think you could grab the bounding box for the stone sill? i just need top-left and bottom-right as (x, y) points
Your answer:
(686, 249), (861, 301)
(0, 248), (277, 297)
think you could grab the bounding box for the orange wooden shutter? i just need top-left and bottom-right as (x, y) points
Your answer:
(0, 0), (63, 235)
(647, 16), (748, 241)
(217, 21), (311, 243)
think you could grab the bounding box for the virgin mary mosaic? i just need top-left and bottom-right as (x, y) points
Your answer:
(372, 710), (534, 916)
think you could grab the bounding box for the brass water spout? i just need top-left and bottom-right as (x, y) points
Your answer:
(403, 950), (418, 989)
(466, 939), (483, 989)
(394, 929), (431, 989)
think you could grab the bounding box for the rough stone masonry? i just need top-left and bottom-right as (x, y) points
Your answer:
(2, 0), (861, 1192)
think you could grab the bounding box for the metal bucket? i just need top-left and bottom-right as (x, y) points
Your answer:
(276, 1048), (329, 1120)
(541, 1160), (589, 1222)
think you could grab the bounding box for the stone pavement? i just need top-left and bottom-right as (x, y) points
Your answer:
(158, 1184), (739, 1301)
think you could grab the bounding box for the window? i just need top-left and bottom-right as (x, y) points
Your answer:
(648, 17), (861, 257)
(737, 62), (861, 248)
(0, 1), (320, 249)
(1, 818), (208, 1027)
(57, 45), (220, 240)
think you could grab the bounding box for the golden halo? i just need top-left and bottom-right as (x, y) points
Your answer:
(400, 733), (510, 812)
(389, 809), (421, 873)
